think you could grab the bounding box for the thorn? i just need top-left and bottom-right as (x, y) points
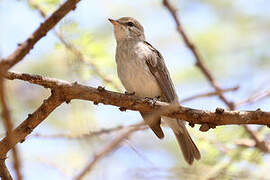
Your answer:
(97, 86), (105, 91)
(199, 123), (210, 132)
(189, 122), (195, 128)
(256, 108), (261, 112)
(125, 91), (135, 96)
(119, 107), (126, 111)
(215, 108), (224, 114)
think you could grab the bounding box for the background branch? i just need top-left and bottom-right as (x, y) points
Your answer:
(162, 0), (269, 153)
(28, 0), (121, 91)
(0, 76), (20, 180)
(0, 0), (81, 71)
(75, 122), (146, 180)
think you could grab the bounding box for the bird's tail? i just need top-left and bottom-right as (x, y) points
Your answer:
(164, 117), (201, 165)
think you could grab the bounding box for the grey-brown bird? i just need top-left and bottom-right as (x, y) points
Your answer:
(109, 17), (200, 164)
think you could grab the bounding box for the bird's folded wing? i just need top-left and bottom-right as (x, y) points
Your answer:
(144, 41), (177, 103)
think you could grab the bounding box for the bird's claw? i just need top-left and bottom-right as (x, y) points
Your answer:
(144, 96), (160, 106)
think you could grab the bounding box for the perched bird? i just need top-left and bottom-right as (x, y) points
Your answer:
(109, 17), (200, 164)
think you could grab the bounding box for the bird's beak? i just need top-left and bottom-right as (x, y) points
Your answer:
(108, 18), (119, 26)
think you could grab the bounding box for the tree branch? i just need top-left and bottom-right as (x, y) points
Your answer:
(0, 159), (12, 180)
(0, 91), (63, 156)
(0, 76), (22, 179)
(162, 0), (269, 152)
(30, 126), (124, 139)
(180, 86), (239, 103)
(0, 0), (81, 71)
(162, 0), (234, 109)
(3, 71), (270, 126)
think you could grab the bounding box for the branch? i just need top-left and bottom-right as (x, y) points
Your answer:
(0, 91), (63, 156)
(0, 0), (81, 71)
(180, 86), (239, 103)
(235, 89), (270, 107)
(162, 0), (268, 152)
(4, 71), (270, 126)
(163, 0), (234, 109)
(0, 77), (22, 179)
(75, 122), (146, 180)
(31, 126), (124, 139)
(0, 159), (12, 180)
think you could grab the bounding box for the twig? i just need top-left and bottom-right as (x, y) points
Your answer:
(74, 122), (146, 180)
(163, 0), (268, 153)
(163, 0), (234, 109)
(28, 0), (121, 90)
(0, 76), (22, 180)
(235, 89), (270, 107)
(31, 126), (124, 139)
(0, 0), (81, 71)
(180, 86), (239, 103)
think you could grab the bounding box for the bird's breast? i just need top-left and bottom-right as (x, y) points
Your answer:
(116, 43), (161, 98)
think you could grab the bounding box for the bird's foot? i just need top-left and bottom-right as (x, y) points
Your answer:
(144, 96), (160, 106)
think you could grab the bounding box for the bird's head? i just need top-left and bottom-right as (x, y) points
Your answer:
(109, 17), (145, 42)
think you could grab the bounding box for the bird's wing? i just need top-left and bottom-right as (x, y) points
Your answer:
(144, 41), (178, 103)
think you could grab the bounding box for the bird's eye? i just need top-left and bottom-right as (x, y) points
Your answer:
(127, 22), (134, 27)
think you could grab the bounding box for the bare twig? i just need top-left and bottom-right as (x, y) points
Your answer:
(163, 0), (269, 152)
(31, 126), (124, 139)
(0, 0), (81, 71)
(75, 122), (146, 180)
(28, 0), (121, 91)
(163, 0), (234, 109)
(180, 86), (239, 103)
(235, 89), (270, 107)
(0, 76), (22, 179)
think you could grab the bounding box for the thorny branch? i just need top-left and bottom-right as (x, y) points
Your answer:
(162, 0), (270, 152)
(0, 0), (82, 178)
(3, 71), (270, 126)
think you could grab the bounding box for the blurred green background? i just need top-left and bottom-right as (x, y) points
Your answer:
(1, 0), (270, 179)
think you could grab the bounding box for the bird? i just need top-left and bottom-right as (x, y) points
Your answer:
(109, 17), (200, 165)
